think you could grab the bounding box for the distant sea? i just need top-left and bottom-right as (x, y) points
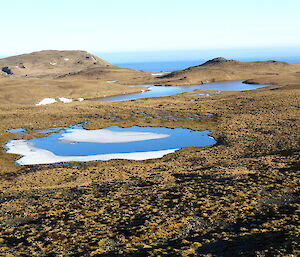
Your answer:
(115, 57), (300, 72)
(115, 60), (204, 72)
(1, 48), (300, 73)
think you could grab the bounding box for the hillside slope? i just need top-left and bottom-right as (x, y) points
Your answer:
(0, 50), (111, 78)
(154, 57), (300, 86)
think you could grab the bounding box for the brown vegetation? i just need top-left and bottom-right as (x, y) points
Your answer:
(0, 55), (299, 256)
(0, 50), (111, 78)
(151, 58), (300, 87)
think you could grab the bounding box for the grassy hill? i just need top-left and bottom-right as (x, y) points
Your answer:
(153, 57), (300, 87)
(0, 50), (111, 78)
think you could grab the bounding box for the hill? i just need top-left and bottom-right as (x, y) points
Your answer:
(0, 54), (299, 256)
(0, 50), (112, 78)
(154, 57), (300, 86)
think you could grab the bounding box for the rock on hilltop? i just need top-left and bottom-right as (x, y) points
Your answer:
(0, 50), (112, 78)
(201, 57), (237, 66)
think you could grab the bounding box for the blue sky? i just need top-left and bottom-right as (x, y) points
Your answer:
(1, 0), (300, 59)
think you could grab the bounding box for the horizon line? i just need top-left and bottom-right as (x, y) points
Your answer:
(1, 45), (300, 57)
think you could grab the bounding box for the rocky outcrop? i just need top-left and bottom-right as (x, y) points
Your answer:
(201, 57), (236, 66)
(1, 67), (13, 75)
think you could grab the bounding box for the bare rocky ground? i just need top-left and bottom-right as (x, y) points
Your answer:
(0, 53), (299, 256)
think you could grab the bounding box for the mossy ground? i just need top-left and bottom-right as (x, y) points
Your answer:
(0, 71), (299, 256)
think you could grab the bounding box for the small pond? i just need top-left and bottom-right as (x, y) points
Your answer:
(5, 125), (216, 165)
(8, 128), (26, 133)
(97, 80), (268, 102)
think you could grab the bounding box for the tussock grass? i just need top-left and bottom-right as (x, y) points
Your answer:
(0, 66), (299, 256)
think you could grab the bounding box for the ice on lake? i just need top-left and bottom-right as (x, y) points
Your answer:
(5, 125), (216, 165)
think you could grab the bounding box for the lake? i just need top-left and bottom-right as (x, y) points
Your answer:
(97, 80), (268, 102)
(5, 125), (216, 165)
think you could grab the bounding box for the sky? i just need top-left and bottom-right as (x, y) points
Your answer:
(1, 0), (300, 61)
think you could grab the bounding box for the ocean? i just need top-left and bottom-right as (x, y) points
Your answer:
(115, 57), (300, 72)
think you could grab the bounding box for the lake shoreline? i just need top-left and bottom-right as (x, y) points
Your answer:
(0, 55), (299, 256)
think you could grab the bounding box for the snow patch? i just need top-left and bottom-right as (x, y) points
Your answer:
(151, 72), (170, 76)
(59, 97), (73, 103)
(60, 129), (169, 144)
(36, 98), (57, 106)
(6, 140), (177, 165)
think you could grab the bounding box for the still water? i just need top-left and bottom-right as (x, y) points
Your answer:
(6, 125), (216, 165)
(97, 80), (268, 102)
